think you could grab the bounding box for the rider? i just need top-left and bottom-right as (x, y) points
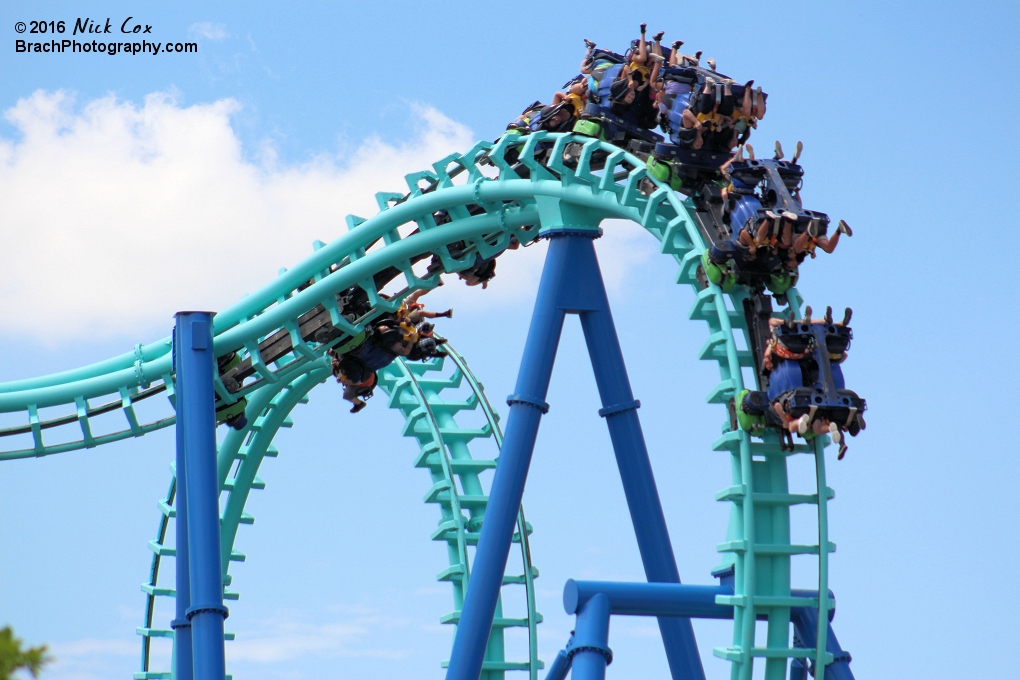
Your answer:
(792, 219), (853, 259)
(403, 289), (452, 324)
(762, 307), (860, 458)
(507, 101), (545, 133)
(552, 78), (590, 117)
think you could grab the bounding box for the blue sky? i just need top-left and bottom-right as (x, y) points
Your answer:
(1, 1), (1018, 679)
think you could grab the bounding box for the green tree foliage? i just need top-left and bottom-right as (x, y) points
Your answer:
(0, 627), (51, 680)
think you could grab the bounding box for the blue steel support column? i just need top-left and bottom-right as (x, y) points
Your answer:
(445, 234), (570, 680)
(559, 579), (853, 680)
(574, 236), (705, 680)
(171, 327), (193, 680)
(174, 312), (228, 680)
(570, 593), (613, 680)
(446, 233), (703, 680)
(543, 635), (574, 680)
(563, 579), (826, 621)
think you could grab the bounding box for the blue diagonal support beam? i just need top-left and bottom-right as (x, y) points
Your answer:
(446, 232), (704, 680)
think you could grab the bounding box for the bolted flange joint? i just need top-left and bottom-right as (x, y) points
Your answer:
(598, 399), (641, 418)
(185, 604), (229, 621)
(566, 643), (613, 666)
(507, 394), (550, 414)
(540, 227), (603, 240)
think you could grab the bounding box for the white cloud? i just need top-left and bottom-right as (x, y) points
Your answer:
(0, 90), (661, 343)
(40, 636), (144, 680)
(36, 613), (419, 678)
(189, 22), (228, 41)
(229, 621), (366, 662)
(0, 90), (475, 340)
(229, 617), (414, 663)
(49, 637), (136, 657)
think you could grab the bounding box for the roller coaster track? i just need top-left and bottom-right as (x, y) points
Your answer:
(0, 131), (837, 680)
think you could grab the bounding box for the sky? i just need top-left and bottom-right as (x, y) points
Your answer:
(1, 1), (1019, 679)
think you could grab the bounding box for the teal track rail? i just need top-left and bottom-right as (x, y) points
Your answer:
(376, 347), (542, 678)
(0, 131), (836, 680)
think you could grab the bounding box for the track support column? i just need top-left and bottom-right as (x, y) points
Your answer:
(174, 312), (228, 680)
(570, 592), (613, 680)
(445, 231), (569, 680)
(445, 232), (704, 680)
(578, 241), (705, 680)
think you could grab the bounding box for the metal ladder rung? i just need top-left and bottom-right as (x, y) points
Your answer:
(715, 485), (835, 505)
(224, 475), (265, 491)
(717, 540), (836, 555)
(706, 379), (736, 404)
(239, 444), (278, 459)
(689, 289), (744, 325)
(712, 430), (815, 454)
(501, 567), (540, 584)
(419, 456), (497, 472)
(432, 529), (479, 545)
(422, 480), (453, 504)
(74, 396), (96, 447)
(440, 660), (543, 671)
(436, 426), (491, 442)
(439, 613), (539, 628)
(425, 492), (488, 508)
(422, 398), (479, 415)
(412, 442), (442, 467)
(436, 564), (465, 582)
(714, 646), (833, 662)
(429, 525), (529, 545)
(716, 595), (820, 609)
(423, 482), (489, 507)
(148, 540), (174, 557)
(243, 340), (278, 384)
(696, 331), (754, 365)
(119, 388), (144, 437)
(659, 217), (694, 256)
(141, 584), (175, 597)
(676, 248), (703, 283)
(699, 347), (755, 367)
(383, 378), (412, 406)
(405, 375), (463, 390)
(401, 410), (430, 436)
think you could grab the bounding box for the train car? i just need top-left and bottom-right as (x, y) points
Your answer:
(734, 308), (867, 457)
(571, 47), (664, 155)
